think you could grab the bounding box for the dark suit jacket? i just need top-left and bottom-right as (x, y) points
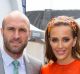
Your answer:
(0, 50), (42, 74)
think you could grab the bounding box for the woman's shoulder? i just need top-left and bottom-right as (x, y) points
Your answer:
(74, 59), (80, 65)
(42, 60), (54, 69)
(41, 59), (80, 69)
(41, 61), (54, 74)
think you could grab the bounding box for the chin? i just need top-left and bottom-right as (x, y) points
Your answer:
(57, 56), (66, 61)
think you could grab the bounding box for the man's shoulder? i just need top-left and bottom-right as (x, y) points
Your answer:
(24, 54), (42, 74)
(27, 54), (42, 65)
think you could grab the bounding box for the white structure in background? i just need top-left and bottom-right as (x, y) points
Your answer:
(30, 24), (44, 31)
(0, 0), (23, 48)
(76, 18), (80, 27)
(0, 0), (23, 28)
(25, 24), (45, 62)
(26, 0), (80, 11)
(30, 24), (44, 41)
(0, 0), (45, 62)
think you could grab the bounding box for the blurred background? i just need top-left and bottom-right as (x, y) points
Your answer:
(0, 0), (80, 63)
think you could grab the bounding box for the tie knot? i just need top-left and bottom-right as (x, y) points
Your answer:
(12, 60), (20, 69)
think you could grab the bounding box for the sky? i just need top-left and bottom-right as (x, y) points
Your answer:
(26, 0), (80, 11)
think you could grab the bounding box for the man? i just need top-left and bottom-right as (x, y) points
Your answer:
(0, 11), (42, 74)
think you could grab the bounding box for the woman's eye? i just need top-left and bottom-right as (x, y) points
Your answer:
(50, 38), (58, 42)
(63, 38), (70, 42)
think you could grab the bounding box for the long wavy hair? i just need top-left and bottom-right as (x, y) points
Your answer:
(45, 16), (80, 63)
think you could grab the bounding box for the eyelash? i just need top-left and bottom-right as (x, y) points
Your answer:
(50, 38), (70, 43)
(7, 28), (27, 32)
(19, 29), (27, 32)
(63, 38), (70, 42)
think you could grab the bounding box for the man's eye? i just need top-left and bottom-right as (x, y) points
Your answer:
(19, 29), (27, 32)
(7, 27), (15, 31)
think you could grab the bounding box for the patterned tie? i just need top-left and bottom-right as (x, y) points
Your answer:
(12, 60), (20, 74)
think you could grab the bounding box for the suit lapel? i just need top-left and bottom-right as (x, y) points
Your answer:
(0, 50), (5, 74)
(24, 56), (34, 74)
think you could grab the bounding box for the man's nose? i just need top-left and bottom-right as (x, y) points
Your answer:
(14, 30), (20, 39)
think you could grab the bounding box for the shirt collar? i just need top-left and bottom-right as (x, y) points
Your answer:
(1, 48), (24, 67)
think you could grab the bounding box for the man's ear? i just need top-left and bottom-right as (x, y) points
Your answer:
(28, 30), (31, 40)
(1, 28), (3, 36)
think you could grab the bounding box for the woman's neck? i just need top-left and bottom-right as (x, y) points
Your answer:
(57, 57), (75, 65)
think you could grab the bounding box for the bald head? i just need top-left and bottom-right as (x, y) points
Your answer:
(2, 10), (30, 29)
(1, 11), (31, 59)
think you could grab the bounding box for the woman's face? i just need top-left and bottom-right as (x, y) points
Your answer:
(49, 25), (76, 62)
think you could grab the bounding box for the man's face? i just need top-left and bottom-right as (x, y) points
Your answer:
(1, 17), (30, 56)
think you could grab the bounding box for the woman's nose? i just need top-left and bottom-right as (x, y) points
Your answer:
(58, 41), (63, 48)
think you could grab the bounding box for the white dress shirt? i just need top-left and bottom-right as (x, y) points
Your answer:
(1, 49), (26, 74)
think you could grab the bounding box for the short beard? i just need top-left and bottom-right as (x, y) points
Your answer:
(3, 40), (27, 55)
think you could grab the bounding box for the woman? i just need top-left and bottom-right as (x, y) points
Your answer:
(41, 16), (80, 74)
